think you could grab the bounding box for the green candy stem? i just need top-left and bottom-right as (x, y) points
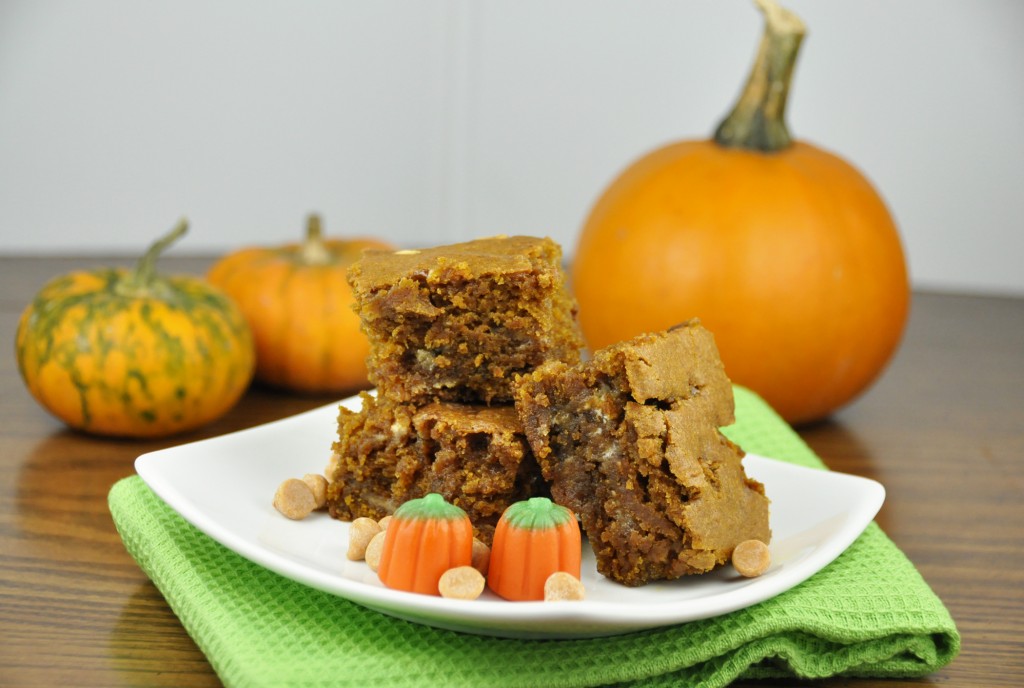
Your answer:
(502, 497), (575, 530)
(713, 0), (806, 153)
(393, 493), (468, 521)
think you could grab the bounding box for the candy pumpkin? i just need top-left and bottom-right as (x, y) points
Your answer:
(377, 493), (474, 595)
(15, 219), (255, 438)
(571, 0), (909, 424)
(207, 215), (393, 394)
(487, 497), (581, 602)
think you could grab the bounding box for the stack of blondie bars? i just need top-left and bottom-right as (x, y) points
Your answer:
(325, 235), (771, 585)
(324, 236), (583, 544)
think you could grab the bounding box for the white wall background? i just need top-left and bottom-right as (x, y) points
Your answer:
(1, 1), (1022, 295)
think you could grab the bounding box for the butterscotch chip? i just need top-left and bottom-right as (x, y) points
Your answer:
(325, 451), (341, 479)
(732, 539), (771, 577)
(273, 479), (316, 520)
(438, 566), (485, 600)
(347, 517), (383, 561)
(303, 474), (329, 509)
(543, 572), (585, 601)
(364, 531), (387, 571)
(471, 538), (491, 576)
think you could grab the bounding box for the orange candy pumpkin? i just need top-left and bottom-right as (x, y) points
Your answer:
(377, 494), (474, 595)
(488, 497), (581, 602)
(207, 215), (393, 395)
(571, 0), (909, 424)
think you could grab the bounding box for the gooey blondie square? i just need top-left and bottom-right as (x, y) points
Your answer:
(325, 392), (544, 545)
(513, 320), (771, 586)
(347, 235), (584, 405)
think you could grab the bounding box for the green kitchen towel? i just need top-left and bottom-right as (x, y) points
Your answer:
(109, 387), (959, 687)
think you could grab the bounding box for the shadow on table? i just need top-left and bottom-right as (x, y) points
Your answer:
(795, 416), (897, 534)
(14, 428), (159, 556)
(110, 581), (222, 686)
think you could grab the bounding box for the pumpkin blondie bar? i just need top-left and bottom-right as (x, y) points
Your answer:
(513, 320), (771, 586)
(325, 392), (544, 545)
(347, 235), (584, 405)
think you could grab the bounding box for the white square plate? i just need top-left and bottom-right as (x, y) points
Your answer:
(135, 395), (884, 639)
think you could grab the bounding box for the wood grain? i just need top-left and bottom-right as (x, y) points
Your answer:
(2, 256), (1022, 687)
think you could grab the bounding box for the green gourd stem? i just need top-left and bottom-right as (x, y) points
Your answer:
(117, 218), (188, 297)
(300, 213), (332, 265)
(713, 0), (806, 153)
(503, 497), (574, 530)
(394, 493), (468, 521)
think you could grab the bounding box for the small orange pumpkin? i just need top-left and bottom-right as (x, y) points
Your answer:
(571, 0), (909, 424)
(377, 493), (474, 595)
(487, 497), (581, 602)
(207, 215), (394, 395)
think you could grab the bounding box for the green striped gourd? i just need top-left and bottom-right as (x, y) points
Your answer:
(15, 219), (255, 437)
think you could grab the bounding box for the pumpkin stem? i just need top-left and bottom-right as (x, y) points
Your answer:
(130, 217), (188, 288)
(300, 213), (332, 265)
(713, 0), (805, 153)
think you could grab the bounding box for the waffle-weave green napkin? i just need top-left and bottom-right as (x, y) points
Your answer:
(109, 387), (959, 687)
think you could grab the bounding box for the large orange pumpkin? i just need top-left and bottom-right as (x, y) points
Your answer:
(572, 0), (909, 424)
(207, 215), (394, 395)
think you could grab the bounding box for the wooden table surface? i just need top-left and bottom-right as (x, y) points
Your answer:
(1, 255), (1022, 687)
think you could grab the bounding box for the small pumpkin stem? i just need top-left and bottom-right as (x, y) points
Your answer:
(713, 0), (806, 153)
(133, 217), (188, 287)
(300, 213), (332, 265)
